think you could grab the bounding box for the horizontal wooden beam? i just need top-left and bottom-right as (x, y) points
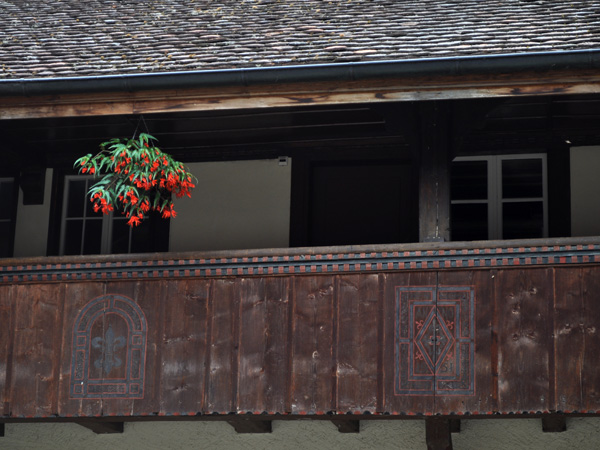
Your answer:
(1, 70), (600, 119)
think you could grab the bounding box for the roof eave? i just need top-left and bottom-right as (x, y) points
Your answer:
(1, 49), (600, 98)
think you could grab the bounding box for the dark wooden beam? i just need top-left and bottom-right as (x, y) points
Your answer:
(0, 423), (4, 437)
(227, 419), (272, 434)
(77, 421), (124, 434)
(418, 101), (451, 242)
(332, 419), (360, 433)
(542, 415), (567, 432)
(426, 418), (453, 450)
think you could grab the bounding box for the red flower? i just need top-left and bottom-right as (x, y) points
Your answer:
(127, 215), (141, 226)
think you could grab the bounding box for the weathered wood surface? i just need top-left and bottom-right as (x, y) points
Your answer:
(2, 242), (600, 420)
(2, 69), (600, 120)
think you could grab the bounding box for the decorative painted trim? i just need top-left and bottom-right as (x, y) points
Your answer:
(2, 243), (600, 284)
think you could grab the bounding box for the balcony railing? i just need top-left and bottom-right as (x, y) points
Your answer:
(1, 237), (600, 427)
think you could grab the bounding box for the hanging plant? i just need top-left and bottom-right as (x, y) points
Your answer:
(74, 133), (196, 227)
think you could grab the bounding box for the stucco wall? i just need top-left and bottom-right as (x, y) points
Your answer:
(13, 168), (52, 257)
(2, 418), (600, 449)
(169, 159), (291, 252)
(571, 146), (600, 237)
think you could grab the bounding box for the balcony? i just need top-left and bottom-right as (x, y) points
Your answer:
(1, 236), (599, 436)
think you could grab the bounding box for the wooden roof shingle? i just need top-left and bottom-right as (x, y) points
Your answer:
(1, 0), (600, 79)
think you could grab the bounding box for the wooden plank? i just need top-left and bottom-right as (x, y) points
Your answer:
(580, 267), (600, 413)
(0, 286), (13, 415)
(206, 279), (239, 413)
(237, 277), (289, 414)
(418, 101), (451, 242)
(435, 271), (493, 415)
(2, 69), (600, 120)
(9, 283), (64, 418)
(426, 417), (453, 450)
(382, 272), (437, 414)
(158, 279), (210, 415)
(57, 283), (105, 418)
(496, 268), (553, 413)
(290, 275), (335, 414)
(336, 274), (379, 413)
(93, 281), (162, 418)
(554, 267), (584, 412)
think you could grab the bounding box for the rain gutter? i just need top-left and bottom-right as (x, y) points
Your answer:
(1, 49), (600, 98)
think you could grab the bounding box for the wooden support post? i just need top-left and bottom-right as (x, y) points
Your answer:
(449, 418), (461, 433)
(332, 419), (360, 433)
(426, 417), (453, 450)
(418, 102), (451, 242)
(0, 423), (4, 437)
(77, 421), (124, 434)
(227, 419), (272, 433)
(542, 415), (567, 432)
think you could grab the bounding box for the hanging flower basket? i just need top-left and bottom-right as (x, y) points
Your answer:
(74, 133), (196, 227)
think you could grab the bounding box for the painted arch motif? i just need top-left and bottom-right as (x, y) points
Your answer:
(70, 294), (147, 399)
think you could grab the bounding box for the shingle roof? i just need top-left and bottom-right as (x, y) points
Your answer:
(1, 0), (600, 79)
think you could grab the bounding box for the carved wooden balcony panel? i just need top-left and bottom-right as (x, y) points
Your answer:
(1, 238), (599, 421)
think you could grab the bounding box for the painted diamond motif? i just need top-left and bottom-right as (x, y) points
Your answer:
(414, 308), (455, 374)
(395, 286), (475, 396)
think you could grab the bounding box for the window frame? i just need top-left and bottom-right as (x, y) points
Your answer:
(55, 173), (170, 256)
(451, 153), (548, 240)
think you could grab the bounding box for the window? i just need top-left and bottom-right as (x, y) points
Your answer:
(451, 154), (547, 241)
(0, 178), (17, 257)
(59, 175), (169, 255)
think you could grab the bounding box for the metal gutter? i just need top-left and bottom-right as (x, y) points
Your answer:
(1, 49), (600, 98)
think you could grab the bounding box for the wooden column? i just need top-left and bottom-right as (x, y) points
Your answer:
(418, 102), (451, 242)
(542, 415), (567, 432)
(332, 419), (360, 433)
(227, 419), (272, 433)
(77, 421), (124, 434)
(426, 417), (453, 450)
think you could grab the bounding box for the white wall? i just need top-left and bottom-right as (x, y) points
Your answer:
(3, 418), (600, 450)
(169, 159), (291, 252)
(571, 146), (600, 237)
(13, 168), (52, 257)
